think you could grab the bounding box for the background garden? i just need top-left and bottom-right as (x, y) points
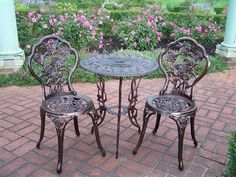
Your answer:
(1, 1), (236, 176)
(0, 0), (228, 86)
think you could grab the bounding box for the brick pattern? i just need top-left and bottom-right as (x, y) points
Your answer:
(0, 72), (236, 176)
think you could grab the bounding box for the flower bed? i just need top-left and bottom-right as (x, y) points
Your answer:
(16, 4), (225, 55)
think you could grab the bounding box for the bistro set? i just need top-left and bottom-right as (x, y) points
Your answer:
(28, 35), (209, 173)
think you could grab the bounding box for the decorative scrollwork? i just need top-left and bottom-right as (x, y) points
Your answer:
(95, 75), (107, 126)
(152, 95), (191, 113)
(48, 115), (70, 130)
(169, 115), (190, 129)
(28, 35), (78, 98)
(80, 53), (158, 77)
(45, 95), (89, 114)
(128, 77), (141, 131)
(160, 37), (209, 97)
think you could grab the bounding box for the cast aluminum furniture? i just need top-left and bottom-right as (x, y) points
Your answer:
(28, 35), (106, 173)
(133, 37), (210, 170)
(80, 53), (159, 158)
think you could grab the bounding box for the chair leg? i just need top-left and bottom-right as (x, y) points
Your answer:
(73, 116), (80, 136)
(177, 124), (186, 171)
(133, 106), (155, 155)
(190, 112), (198, 147)
(36, 107), (46, 149)
(56, 123), (67, 174)
(88, 108), (106, 156)
(153, 113), (161, 134)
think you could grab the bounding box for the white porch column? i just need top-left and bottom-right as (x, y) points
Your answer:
(216, 0), (236, 58)
(0, 0), (25, 73)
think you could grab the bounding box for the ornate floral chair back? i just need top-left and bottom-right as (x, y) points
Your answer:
(158, 37), (210, 99)
(28, 35), (79, 100)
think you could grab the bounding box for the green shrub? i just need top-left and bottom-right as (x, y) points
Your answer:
(225, 131), (236, 177)
(110, 9), (142, 20)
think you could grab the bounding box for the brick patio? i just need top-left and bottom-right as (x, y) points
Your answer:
(0, 71), (236, 177)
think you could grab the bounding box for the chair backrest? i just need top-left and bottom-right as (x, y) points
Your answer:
(158, 37), (210, 99)
(28, 35), (79, 101)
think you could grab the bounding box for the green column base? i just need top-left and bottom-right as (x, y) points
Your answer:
(0, 49), (25, 74)
(215, 44), (236, 58)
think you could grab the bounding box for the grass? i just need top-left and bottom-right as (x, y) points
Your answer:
(0, 49), (228, 87)
(224, 131), (236, 177)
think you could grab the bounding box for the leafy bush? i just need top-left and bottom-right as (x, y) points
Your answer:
(114, 5), (224, 52)
(224, 131), (236, 177)
(16, 7), (114, 55)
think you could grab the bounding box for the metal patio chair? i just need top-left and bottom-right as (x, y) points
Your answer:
(133, 37), (210, 170)
(28, 35), (106, 173)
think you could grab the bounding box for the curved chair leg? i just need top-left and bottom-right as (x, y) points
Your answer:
(73, 116), (80, 136)
(153, 113), (161, 134)
(133, 106), (155, 155)
(177, 123), (186, 171)
(190, 112), (198, 147)
(36, 107), (46, 149)
(55, 122), (67, 174)
(88, 108), (106, 156)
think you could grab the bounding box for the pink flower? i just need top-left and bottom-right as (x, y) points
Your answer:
(183, 29), (188, 34)
(133, 42), (137, 47)
(32, 17), (37, 23)
(146, 37), (151, 43)
(40, 7), (46, 13)
(161, 22), (166, 26)
(204, 29), (208, 33)
(127, 22), (132, 26)
(213, 28), (217, 32)
(170, 22), (175, 26)
(137, 17), (142, 23)
(158, 16), (163, 21)
(49, 19), (54, 26)
(99, 20), (103, 25)
(59, 15), (65, 21)
(27, 11), (35, 19)
(131, 30), (136, 35)
(157, 32), (163, 37)
(147, 21), (152, 27)
(37, 14), (42, 19)
(195, 26), (202, 33)
(80, 15), (87, 23)
(43, 24), (48, 29)
(26, 45), (31, 49)
(157, 37), (161, 42)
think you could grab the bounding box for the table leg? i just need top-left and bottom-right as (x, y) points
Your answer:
(116, 77), (123, 158)
(92, 75), (107, 134)
(128, 77), (141, 133)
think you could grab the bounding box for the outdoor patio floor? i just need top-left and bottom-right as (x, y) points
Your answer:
(0, 71), (236, 177)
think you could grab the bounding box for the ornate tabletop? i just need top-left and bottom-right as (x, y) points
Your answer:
(80, 53), (159, 77)
(79, 53), (159, 158)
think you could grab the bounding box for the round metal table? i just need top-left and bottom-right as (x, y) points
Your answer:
(80, 53), (159, 158)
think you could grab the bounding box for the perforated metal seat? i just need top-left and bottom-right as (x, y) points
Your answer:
(147, 94), (196, 115)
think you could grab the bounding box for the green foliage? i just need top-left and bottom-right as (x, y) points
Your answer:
(110, 9), (142, 20)
(225, 131), (236, 177)
(0, 49), (227, 87)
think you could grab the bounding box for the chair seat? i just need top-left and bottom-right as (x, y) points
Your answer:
(42, 93), (94, 117)
(147, 94), (196, 115)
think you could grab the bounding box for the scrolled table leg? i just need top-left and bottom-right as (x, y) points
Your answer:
(128, 76), (141, 133)
(91, 74), (107, 134)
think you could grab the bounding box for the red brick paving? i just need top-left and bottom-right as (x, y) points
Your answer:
(0, 71), (236, 176)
